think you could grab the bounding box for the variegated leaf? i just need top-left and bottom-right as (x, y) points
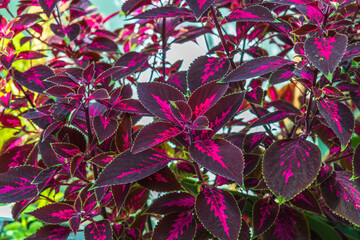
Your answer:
(252, 197), (279, 236)
(190, 139), (244, 185)
(93, 116), (118, 143)
(317, 98), (354, 150)
(321, 171), (360, 226)
(227, 5), (275, 22)
(29, 203), (77, 224)
(263, 137), (321, 201)
(305, 35), (347, 79)
(185, 0), (215, 19)
(94, 149), (170, 187)
(195, 186), (241, 240)
(221, 57), (294, 83)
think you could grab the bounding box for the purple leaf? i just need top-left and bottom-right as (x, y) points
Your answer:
(167, 71), (188, 94)
(197, 92), (245, 140)
(115, 115), (132, 152)
(38, 0), (59, 17)
(185, 0), (215, 19)
(320, 171), (360, 226)
(243, 154), (260, 176)
(29, 203), (77, 224)
(152, 211), (196, 240)
(148, 192), (195, 214)
(221, 57), (294, 83)
(115, 99), (150, 115)
(188, 81), (228, 119)
(170, 100), (193, 124)
(187, 56), (230, 93)
(45, 76), (78, 88)
(26, 225), (71, 240)
(17, 51), (47, 60)
(84, 220), (113, 240)
(88, 37), (118, 52)
(263, 206), (310, 240)
(244, 132), (266, 153)
(134, 6), (193, 19)
(227, 5), (275, 22)
(304, 35), (347, 79)
(114, 52), (150, 79)
(94, 149), (170, 187)
(138, 166), (183, 192)
(269, 65), (294, 85)
(245, 87), (263, 105)
(14, 65), (54, 93)
(12, 197), (37, 220)
(0, 166), (41, 204)
(250, 111), (292, 128)
(343, 42), (360, 59)
(89, 152), (115, 167)
(195, 186), (241, 240)
(93, 66), (124, 86)
(132, 121), (183, 154)
(88, 89), (110, 100)
(0, 53), (16, 69)
(263, 137), (322, 201)
(137, 82), (185, 122)
(270, 0), (313, 4)
(93, 116), (118, 143)
(112, 184), (130, 211)
(296, 5), (324, 26)
(45, 86), (74, 98)
(252, 197), (279, 236)
(190, 139), (244, 185)
(353, 144), (360, 179)
(189, 116), (210, 130)
(317, 98), (354, 150)
(239, 219), (251, 240)
(291, 189), (322, 214)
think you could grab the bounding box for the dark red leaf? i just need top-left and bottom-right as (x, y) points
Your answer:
(227, 5), (275, 22)
(343, 42), (360, 59)
(88, 37), (118, 52)
(93, 116), (118, 143)
(94, 149), (171, 187)
(252, 197), (279, 236)
(189, 116), (210, 130)
(134, 6), (193, 19)
(190, 139), (244, 185)
(26, 225), (71, 240)
(167, 71), (188, 94)
(244, 132), (266, 153)
(14, 65), (54, 93)
(195, 186), (241, 240)
(185, 0), (215, 19)
(0, 166), (41, 204)
(138, 166), (183, 192)
(187, 56), (230, 93)
(94, 66), (124, 86)
(115, 99), (150, 115)
(132, 121), (183, 154)
(45, 76), (78, 88)
(122, 0), (151, 15)
(291, 24), (318, 36)
(239, 219), (250, 240)
(29, 203), (76, 224)
(321, 171), (360, 226)
(38, 0), (59, 17)
(243, 154), (260, 176)
(317, 98), (354, 150)
(188, 81), (228, 119)
(263, 137), (322, 201)
(137, 82), (185, 122)
(152, 211), (196, 240)
(304, 35), (347, 79)
(84, 220), (113, 240)
(269, 65), (294, 85)
(221, 57), (294, 83)
(88, 89), (110, 100)
(0, 53), (16, 69)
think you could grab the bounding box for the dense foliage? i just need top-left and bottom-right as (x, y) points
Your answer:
(1, 0), (360, 239)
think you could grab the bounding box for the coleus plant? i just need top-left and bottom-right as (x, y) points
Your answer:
(0, 0), (360, 239)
